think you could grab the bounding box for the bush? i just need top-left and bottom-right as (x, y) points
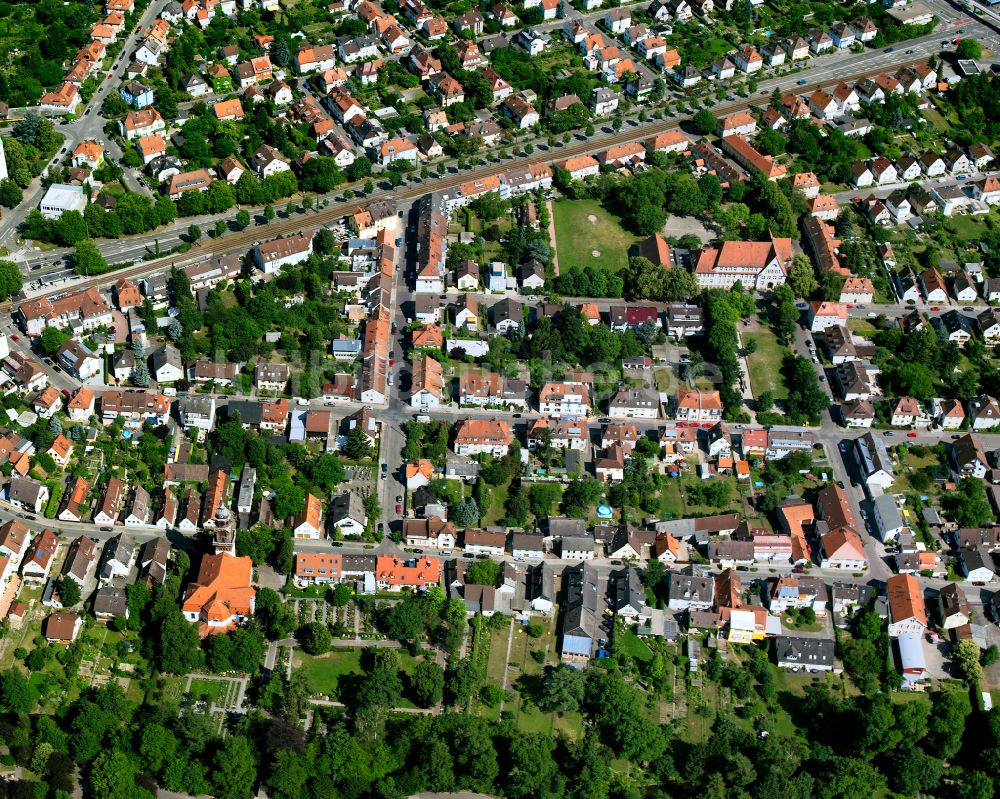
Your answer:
(479, 683), (504, 707)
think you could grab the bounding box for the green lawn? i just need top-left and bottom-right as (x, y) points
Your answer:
(294, 649), (364, 696)
(480, 476), (511, 527)
(618, 630), (653, 663)
(552, 199), (638, 273)
(486, 624), (511, 684)
(658, 480), (685, 520)
(891, 447), (945, 495)
(744, 331), (789, 401)
(944, 211), (994, 243)
(188, 678), (225, 704)
(846, 317), (878, 337)
(667, 34), (733, 70)
(780, 613), (824, 633)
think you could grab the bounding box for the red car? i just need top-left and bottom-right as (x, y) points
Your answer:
(10, 335), (17, 342)
(389, 358), (395, 366)
(907, 432), (918, 438)
(61, 388), (70, 398)
(930, 306), (940, 311)
(395, 503), (402, 513)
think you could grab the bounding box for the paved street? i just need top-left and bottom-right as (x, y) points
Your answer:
(0, 0), (171, 251)
(0, 0), (993, 663)
(7, 14), (987, 291)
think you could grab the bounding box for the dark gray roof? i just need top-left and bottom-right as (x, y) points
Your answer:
(93, 586), (128, 617)
(775, 636), (835, 667)
(667, 572), (714, 605)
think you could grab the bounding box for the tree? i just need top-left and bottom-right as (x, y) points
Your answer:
(562, 477), (603, 517)
(465, 559), (500, 586)
(73, 239), (109, 276)
(0, 178), (21, 208)
(692, 109), (716, 135)
(929, 689), (971, 759)
(529, 483), (562, 518)
(454, 497), (480, 528)
(445, 658), (481, 706)
(212, 735), (257, 799)
(298, 621), (331, 655)
(958, 771), (995, 799)
(956, 39), (982, 60)
(409, 661), (444, 707)
(773, 285), (799, 344)
(255, 589), (296, 641)
(946, 477), (993, 528)
(57, 577), (81, 607)
(131, 362), (150, 387)
(343, 425), (372, 460)
(40, 325), (70, 356)
(263, 204), (275, 222)
(757, 128), (786, 156)
(187, 224), (201, 242)
(314, 227), (335, 254)
(167, 318), (183, 342)
(329, 583), (353, 606)
(235, 210), (250, 229)
(470, 192), (509, 223)
(0, 259), (22, 300)
(90, 750), (152, 799)
(503, 491), (530, 527)
(383, 599), (424, 643)
(139, 724), (178, 777)
(955, 638), (984, 684)
(362, 492), (382, 527)
(892, 748), (942, 796)
(348, 156), (373, 181)
(787, 256), (819, 298)
(0, 667), (33, 713)
(539, 664), (585, 713)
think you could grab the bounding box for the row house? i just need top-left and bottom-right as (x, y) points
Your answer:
(454, 419), (513, 457)
(674, 389), (722, 424)
(527, 417), (588, 451)
(17, 287), (113, 336)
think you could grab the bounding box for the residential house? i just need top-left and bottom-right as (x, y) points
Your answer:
(968, 395), (1000, 430)
(854, 431), (894, 490)
(886, 574), (927, 637)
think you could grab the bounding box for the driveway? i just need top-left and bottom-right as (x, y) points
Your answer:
(661, 215), (718, 245)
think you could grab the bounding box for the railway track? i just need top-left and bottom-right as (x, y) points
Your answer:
(1, 56), (927, 316)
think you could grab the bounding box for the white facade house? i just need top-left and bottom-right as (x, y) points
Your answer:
(39, 184), (87, 220)
(253, 232), (314, 274)
(538, 382), (590, 417)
